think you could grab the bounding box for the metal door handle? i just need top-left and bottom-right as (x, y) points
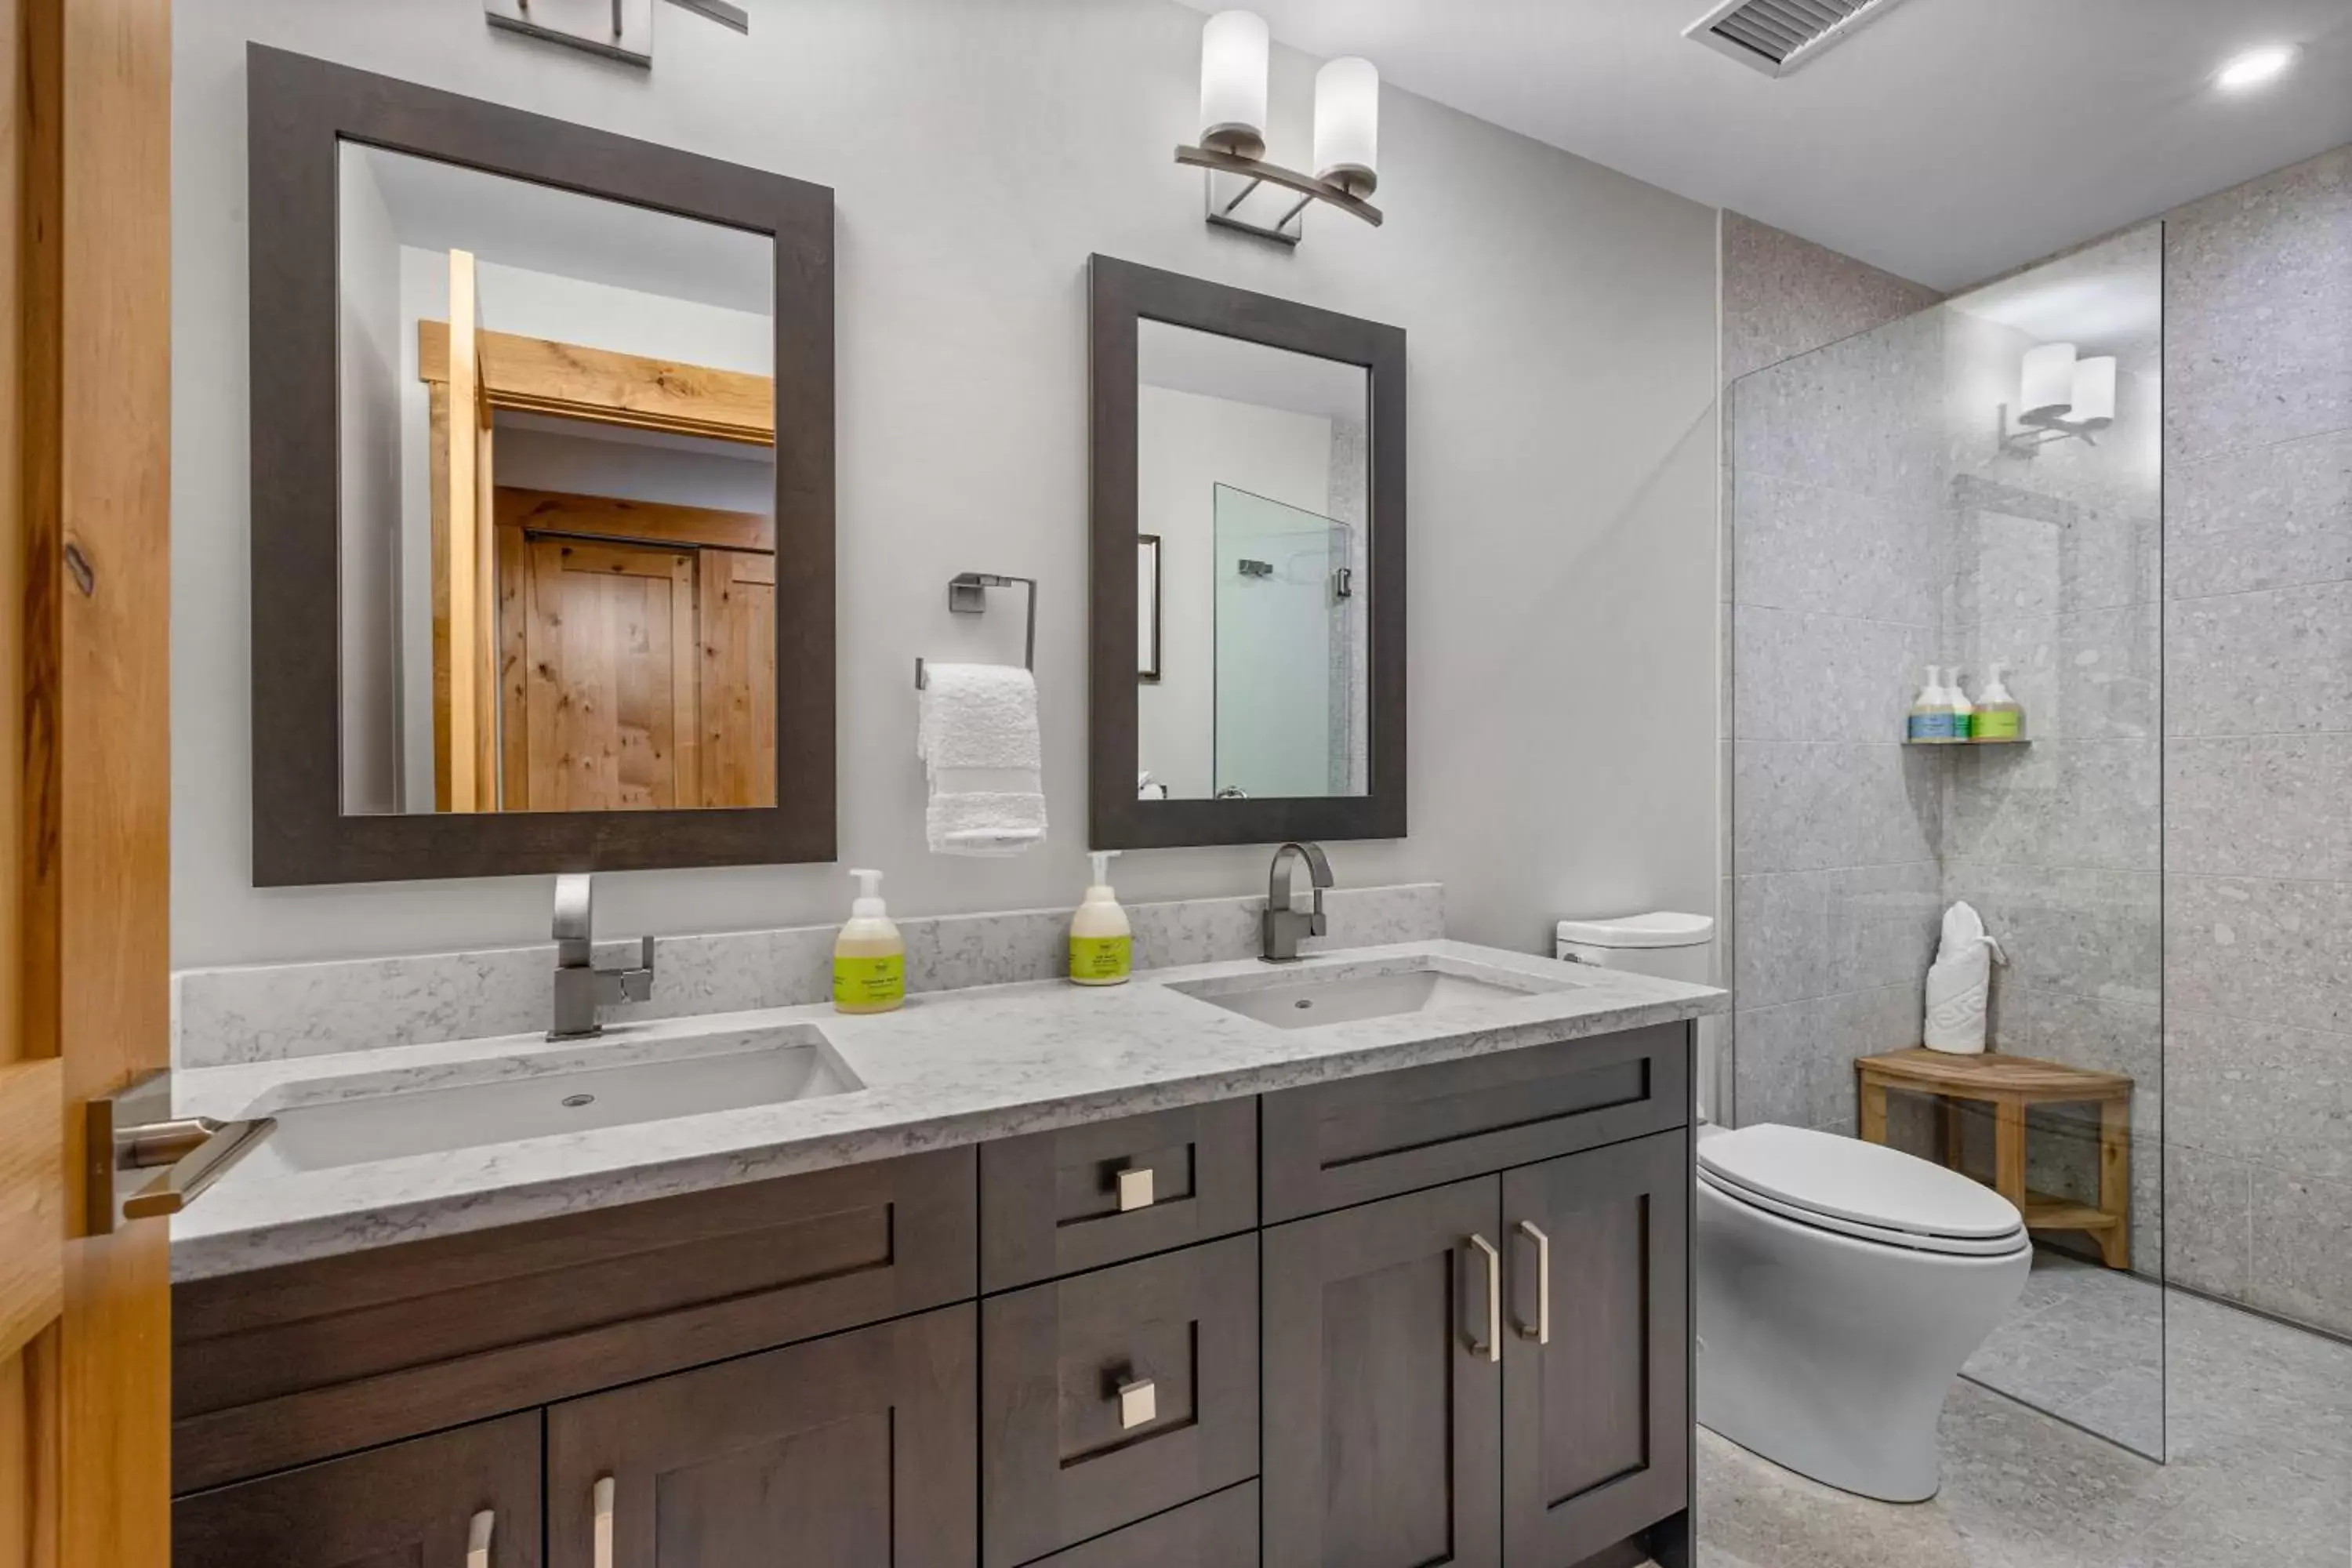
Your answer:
(85, 1069), (277, 1233)
(1515, 1220), (1552, 1344)
(1466, 1233), (1501, 1363)
(593, 1476), (615, 1568)
(466, 1510), (495, 1568)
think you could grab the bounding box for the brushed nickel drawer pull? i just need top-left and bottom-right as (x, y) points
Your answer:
(1117, 1376), (1158, 1430)
(1466, 1233), (1501, 1363)
(1116, 1166), (1155, 1211)
(466, 1509), (494, 1568)
(1515, 1219), (1552, 1345)
(593, 1475), (615, 1568)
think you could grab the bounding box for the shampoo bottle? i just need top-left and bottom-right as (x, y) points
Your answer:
(1973, 662), (2024, 741)
(1907, 667), (1956, 743)
(833, 869), (906, 1014)
(1069, 851), (1134, 986)
(1947, 667), (1977, 741)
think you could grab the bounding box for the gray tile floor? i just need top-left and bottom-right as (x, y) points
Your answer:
(1698, 1258), (2352, 1567)
(1965, 1252), (2165, 1458)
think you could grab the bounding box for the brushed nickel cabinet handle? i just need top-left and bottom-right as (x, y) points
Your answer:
(1117, 1376), (1158, 1430)
(1466, 1233), (1501, 1363)
(593, 1476), (615, 1568)
(466, 1509), (495, 1568)
(1515, 1220), (1552, 1345)
(1116, 1166), (1155, 1211)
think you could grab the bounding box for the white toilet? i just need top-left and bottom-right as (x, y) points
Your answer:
(1556, 913), (2033, 1504)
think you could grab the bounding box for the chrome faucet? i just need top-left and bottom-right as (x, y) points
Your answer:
(1261, 841), (1334, 964)
(549, 873), (657, 1040)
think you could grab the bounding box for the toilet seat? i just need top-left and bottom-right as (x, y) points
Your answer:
(1698, 1123), (2028, 1258)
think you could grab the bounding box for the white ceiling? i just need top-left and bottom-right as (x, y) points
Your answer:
(1180, 0), (2352, 289)
(1139, 318), (1368, 420)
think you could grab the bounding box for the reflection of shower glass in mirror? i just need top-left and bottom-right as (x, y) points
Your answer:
(1133, 320), (1370, 802)
(334, 141), (777, 817)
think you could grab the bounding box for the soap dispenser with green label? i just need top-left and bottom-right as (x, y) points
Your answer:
(833, 869), (906, 1014)
(1069, 851), (1133, 986)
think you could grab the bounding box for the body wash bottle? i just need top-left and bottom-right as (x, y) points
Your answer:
(833, 869), (906, 1014)
(1947, 668), (1977, 741)
(1973, 662), (2024, 741)
(1907, 667), (1956, 743)
(1069, 851), (1133, 986)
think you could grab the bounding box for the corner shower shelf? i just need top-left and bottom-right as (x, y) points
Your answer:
(1903, 737), (2030, 746)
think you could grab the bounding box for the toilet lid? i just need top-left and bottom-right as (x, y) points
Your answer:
(1698, 1123), (2026, 1245)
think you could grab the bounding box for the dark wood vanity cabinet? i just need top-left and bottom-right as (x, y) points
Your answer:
(171, 1025), (1695, 1568)
(546, 1305), (977, 1567)
(174, 1412), (544, 1568)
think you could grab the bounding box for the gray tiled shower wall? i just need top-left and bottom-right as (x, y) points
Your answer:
(1722, 147), (2352, 1338)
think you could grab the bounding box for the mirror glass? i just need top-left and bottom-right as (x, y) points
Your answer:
(335, 142), (777, 815)
(1134, 320), (1370, 802)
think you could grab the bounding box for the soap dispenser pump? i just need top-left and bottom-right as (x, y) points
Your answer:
(1069, 851), (1133, 986)
(1973, 662), (2024, 741)
(1908, 666), (1957, 743)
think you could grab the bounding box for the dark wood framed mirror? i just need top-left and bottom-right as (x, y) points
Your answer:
(1089, 256), (1406, 846)
(246, 45), (835, 886)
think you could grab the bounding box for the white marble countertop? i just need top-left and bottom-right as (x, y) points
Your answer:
(169, 940), (1726, 1281)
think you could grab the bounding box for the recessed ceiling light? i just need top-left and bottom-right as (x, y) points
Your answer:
(2216, 44), (2298, 91)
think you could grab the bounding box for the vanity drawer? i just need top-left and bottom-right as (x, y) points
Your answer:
(981, 1234), (1259, 1568)
(980, 1098), (1257, 1292)
(1022, 1482), (1259, 1568)
(172, 1147), (977, 1493)
(1260, 1022), (1690, 1222)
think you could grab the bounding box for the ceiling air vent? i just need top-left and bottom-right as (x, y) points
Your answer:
(1684, 0), (1918, 77)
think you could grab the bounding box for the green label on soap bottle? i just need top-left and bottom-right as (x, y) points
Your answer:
(833, 953), (905, 1007)
(1069, 935), (1132, 982)
(1972, 710), (2022, 740)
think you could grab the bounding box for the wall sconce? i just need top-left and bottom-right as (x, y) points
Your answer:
(485, 0), (746, 69)
(1174, 10), (1383, 247)
(2002, 342), (2117, 454)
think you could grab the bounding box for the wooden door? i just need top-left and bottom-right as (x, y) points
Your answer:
(1501, 1131), (1690, 1565)
(545, 1304), (977, 1567)
(2, 0), (176, 1563)
(437, 249), (497, 812)
(694, 547), (774, 808)
(1261, 1178), (1502, 1568)
(173, 1413), (543, 1568)
(513, 537), (700, 812)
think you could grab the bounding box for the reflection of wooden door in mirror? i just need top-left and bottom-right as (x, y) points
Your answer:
(418, 308), (779, 813)
(494, 490), (776, 811)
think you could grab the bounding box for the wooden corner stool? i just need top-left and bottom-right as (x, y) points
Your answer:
(1854, 1048), (2134, 1269)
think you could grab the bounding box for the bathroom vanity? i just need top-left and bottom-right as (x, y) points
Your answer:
(164, 943), (1717, 1568)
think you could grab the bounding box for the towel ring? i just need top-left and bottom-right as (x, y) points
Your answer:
(916, 573), (1037, 689)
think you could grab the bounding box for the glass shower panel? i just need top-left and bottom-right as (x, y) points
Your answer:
(1726, 224), (2165, 1461)
(1210, 483), (1352, 799)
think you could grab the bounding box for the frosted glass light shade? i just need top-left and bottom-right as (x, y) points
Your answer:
(2068, 355), (2118, 426)
(1314, 56), (1380, 194)
(1199, 11), (1270, 157)
(2020, 342), (2078, 421)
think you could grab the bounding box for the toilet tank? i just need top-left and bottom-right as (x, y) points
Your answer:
(1555, 912), (1715, 985)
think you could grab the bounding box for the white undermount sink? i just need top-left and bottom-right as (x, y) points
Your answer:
(262, 1026), (860, 1171)
(1172, 960), (1564, 1031)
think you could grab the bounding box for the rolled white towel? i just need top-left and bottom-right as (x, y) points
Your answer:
(1922, 901), (2006, 1054)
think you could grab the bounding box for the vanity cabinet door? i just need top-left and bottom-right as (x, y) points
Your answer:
(1261, 1177), (1502, 1568)
(546, 1304), (976, 1567)
(172, 1411), (543, 1568)
(1501, 1131), (1690, 1566)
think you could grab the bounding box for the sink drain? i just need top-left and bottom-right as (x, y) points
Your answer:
(561, 1093), (596, 1109)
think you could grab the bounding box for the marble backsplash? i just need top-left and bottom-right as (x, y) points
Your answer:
(175, 883), (1446, 1069)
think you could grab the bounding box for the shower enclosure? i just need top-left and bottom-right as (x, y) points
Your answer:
(1210, 482), (1359, 800)
(1726, 226), (2168, 1458)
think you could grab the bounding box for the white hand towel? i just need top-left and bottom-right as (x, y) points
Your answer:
(1922, 901), (2007, 1054)
(917, 663), (1047, 856)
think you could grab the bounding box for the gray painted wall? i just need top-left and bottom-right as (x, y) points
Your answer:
(172, 0), (1719, 969)
(2161, 146), (2352, 1337)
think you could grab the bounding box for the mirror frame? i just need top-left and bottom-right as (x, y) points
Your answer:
(1087, 256), (1406, 848)
(245, 45), (836, 887)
